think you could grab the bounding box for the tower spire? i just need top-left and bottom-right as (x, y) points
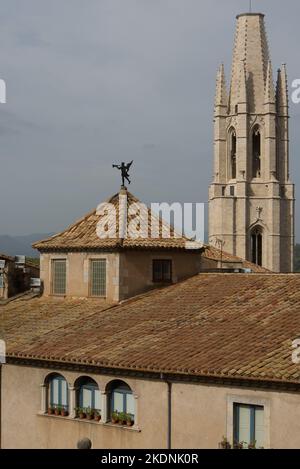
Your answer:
(229, 13), (269, 113)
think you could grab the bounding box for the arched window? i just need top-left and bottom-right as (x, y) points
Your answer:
(106, 380), (135, 425)
(75, 377), (101, 419)
(229, 128), (237, 179)
(47, 373), (69, 414)
(252, 126), (261, 178)
(251, 227), (263, 266)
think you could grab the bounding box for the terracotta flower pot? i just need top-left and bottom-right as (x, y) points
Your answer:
(48, 408), (54, 415)
(54, 409), (60, 416)
(111, 417), (118, 424)
(94, 415), (101, 422)
(126, 420), (133, 427)
(61, 409), (68, 417)
(79, 413), (86, 419)
(86, 414), (94, 420)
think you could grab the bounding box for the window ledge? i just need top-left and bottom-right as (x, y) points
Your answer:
(37, 414), (140, 432)
(102, 422), (141, 432)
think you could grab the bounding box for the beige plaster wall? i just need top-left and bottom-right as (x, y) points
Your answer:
(2, 364), (300, 449)
(1, 364), (168, 449)
(40, 252), (120, 302)
(119, 251), (201, 300)
(40, 250), (201, 303)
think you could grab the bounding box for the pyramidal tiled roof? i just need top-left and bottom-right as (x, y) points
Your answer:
(33, 189), (203, 252)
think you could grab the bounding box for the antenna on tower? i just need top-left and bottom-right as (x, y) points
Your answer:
(249, 0), (252, 12)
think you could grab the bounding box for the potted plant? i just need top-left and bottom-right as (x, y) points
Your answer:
(126, 413), (134, 427)
(54, 405), (62, 416)
(78, 407), (86, 419)
(111, 411), (119, 424)
(233, 441), (244, 450)
(118, 412), (126, 425)
(248, 441), (256, 449)
(47, 405), (55, 415)
(94, 410), (101, 422)
(218, 436), (231, 449)
(86, 407), (94, 421)
(61, 407), (69, 417)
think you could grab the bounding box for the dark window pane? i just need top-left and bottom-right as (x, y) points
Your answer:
(153, 260), (172, 283)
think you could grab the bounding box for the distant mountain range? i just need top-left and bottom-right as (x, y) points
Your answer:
(0, 233), (54, 258)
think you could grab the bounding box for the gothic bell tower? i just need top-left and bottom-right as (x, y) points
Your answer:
(208, 12), (295, 272)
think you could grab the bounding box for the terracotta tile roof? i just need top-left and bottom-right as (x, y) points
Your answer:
(2, 273), (300, 385)
(0, 253), (39, 272)
(202, 245), (269, 273)
(0, 253), (14, 262)
(33, 190), (203, 252)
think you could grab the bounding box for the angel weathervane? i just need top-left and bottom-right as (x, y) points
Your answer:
(112, 160), (133, 187)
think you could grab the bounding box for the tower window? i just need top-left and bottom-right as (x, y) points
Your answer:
(229, 129), (237, 179)
(252, 127), (261, 178)
(230, 186), (235, 197)
(251, 227), (262, 266)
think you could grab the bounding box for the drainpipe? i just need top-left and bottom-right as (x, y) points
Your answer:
(0, 365), (2, 449)
(161, 373), (172, 449)
(167, 381), (172, 450)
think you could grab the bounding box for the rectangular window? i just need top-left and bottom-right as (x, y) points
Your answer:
(0, 274), (3, 288)
(90, 259), (106, 297)
(233, 403), (264, 448)
(52, 259), (66, 295)
(230, 186), (235, 197)
(153, 259), (172, 283)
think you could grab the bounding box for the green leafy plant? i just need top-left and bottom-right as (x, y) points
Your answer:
(233, 441), (245, 450)
(118, 412), (127, 425)
(77, 407), (86, 419)
(248, 441), (256, 449)
(219, 436), (231, 449)
(111, 411), (119, 424)
(47, 405), (55, 415)
(86, 407), (94, 420)
(61, 407), (68, 417)
(126, 413), (134, 426)
(94, 410), (101, 422)
(54, 405), (62, 416)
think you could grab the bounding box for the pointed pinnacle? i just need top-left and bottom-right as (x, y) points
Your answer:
(215, 64), (228, 107)
(265, 61), (275, 103)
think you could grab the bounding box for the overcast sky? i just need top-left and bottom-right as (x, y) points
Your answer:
(0, 0), (299, 240)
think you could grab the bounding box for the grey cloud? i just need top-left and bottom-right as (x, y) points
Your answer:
(0, 0), (299, 240)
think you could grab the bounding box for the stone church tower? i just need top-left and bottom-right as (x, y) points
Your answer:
(208, 13), (295, 272)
